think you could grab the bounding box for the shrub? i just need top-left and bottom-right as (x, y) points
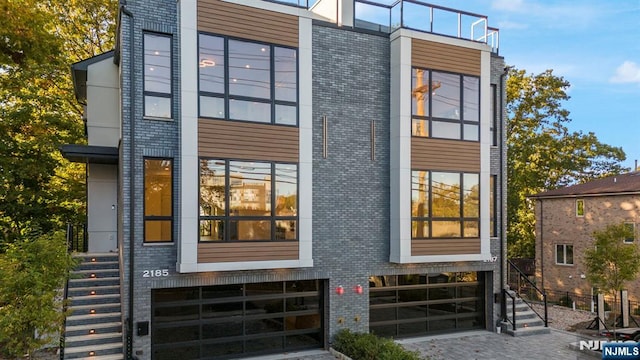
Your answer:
(0, 231), (77, 358)
(333, 329), (424, 360)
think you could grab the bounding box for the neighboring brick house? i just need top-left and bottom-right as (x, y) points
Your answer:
(532, 172), (640, 302)
(61, 1), (508, 359)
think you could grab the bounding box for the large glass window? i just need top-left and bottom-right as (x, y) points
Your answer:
(144, 159), (173, 242)
(144, 33), (172, 118)
(199, 159), (297, 241)
(198, 34), (298, 125)
(412, 170), (479, 239)
(411, 68), (479, 141)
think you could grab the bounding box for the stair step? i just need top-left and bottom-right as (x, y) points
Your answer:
(68, 277), (120, 288)
(66, 354), (124, 360)
(66, 312), (122, 327)
(66, 322), (122, 337)
(69, 303), (120, 316)
(70, 293), (121, 306)
(76, 261), (119, 271)
(65, 332), (122, 347)
(63, 341), (123, 359)
(504, 325), (551, 337)
(72, 268), (120, 279)
(68, 285), (120, 297)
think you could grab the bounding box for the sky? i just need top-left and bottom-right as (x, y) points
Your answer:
(420, 0), (640, 170)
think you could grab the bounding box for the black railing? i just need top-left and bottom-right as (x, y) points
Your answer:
(59, 277), (70, 360)
(507, 259), (548, 327)
(503, 289), (516, 331)
(66, 223), (87, 253)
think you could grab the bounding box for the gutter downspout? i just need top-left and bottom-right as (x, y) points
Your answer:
(499, 65), (510, 322)
(119, 4), (135, 359)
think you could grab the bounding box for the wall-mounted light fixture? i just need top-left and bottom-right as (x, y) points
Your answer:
(354, 285), (363, 295)
(335, 286), (344, 295)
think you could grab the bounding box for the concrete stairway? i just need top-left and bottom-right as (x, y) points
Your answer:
(502, 290), (551, 336)
(62, 253), (123, 360)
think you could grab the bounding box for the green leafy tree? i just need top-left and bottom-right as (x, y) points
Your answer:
(506, 68), (628, 258)
(0, 0), (117, 243)
(584, 223), (640, 326)
(0, 231), (77, 358)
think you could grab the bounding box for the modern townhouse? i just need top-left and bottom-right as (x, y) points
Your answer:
(61, 1), (508, 359)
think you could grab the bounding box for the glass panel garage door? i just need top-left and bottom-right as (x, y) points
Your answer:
(152, 280), (324, 359)
(369, 272), (484, 337)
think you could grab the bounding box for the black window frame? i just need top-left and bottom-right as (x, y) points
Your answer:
(411, 67), (480, 142)
(197, 32), (299, 126)
(490, 84), (497, 146)
(411, 170), (480, 239)
(490, 175), (497, 237)
(143, 158), (174, 243)
(143, 32), (173, 119)
(198, 158), (299, 242)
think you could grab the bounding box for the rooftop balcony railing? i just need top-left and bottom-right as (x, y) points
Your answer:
(354, 0), (499, 53)
(263, 0), (500, 54)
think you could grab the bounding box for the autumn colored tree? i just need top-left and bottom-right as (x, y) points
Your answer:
(0, 0), (117, 243)
(506, 68), (627, 258)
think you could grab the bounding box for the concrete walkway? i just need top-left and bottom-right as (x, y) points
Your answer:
(399, 329), (598, 360)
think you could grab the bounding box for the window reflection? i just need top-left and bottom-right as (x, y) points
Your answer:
(411, 171), (480, 239)
(144, 33), (172, 118)
(198, 34), (298, 125)
(199, 160), (297, 242)
(411, 68), (479, 141)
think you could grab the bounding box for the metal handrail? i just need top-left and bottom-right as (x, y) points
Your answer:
(508, 259), (548, 327)
(66, 223), (88, 253)
(59, 277), (70, 360)
(503, 289), (516, 331)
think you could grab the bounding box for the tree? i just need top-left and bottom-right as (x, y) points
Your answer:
(584, 223), (640, 324)
(0, 230), (77, 358)
(506, 68), (628, 258)
(0, 0), (117, 243)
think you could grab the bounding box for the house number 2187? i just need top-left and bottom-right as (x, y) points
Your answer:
(142, 269), (169, 277)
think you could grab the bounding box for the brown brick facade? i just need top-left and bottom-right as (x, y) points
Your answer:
(534, 194), (640, 301)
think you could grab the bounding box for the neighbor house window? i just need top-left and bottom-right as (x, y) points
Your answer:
(144, 159), (173, 242)
(411, 170), (479, 238)
(144, 33), (172, 118)
(199, 159), (298, 241)
(198, 34), (298, 125)
(576, 199), (584, 217)
(556, 244), (573, 265)
(411, 68), (480, 141)
(624, 223), (636, 244)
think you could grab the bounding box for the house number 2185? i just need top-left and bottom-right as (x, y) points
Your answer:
(142, 269), (169, 277)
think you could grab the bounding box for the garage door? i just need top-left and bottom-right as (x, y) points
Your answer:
(369, 272), (485, 337)
(151, 280), (324, 359)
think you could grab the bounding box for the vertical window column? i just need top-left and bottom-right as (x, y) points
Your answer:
(144, 33), (172, 118)
(144, 159), (174, 242)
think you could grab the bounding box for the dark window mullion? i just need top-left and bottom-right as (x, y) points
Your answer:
(459, 75), (464, 138)
(270, 44), (276, 124)
(271, 164), (276, 241)
(224, 38), (229, 120)
(428, 70), (433, 137)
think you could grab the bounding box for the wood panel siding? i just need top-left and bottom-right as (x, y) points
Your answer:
(199, 119), (299, 162)
(198, 0), (298, 47)
(411, 137), (480, 172)
(412, 238), (481, 256)
(412, 39), (481, 76)
(198, 241), (299, 263)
